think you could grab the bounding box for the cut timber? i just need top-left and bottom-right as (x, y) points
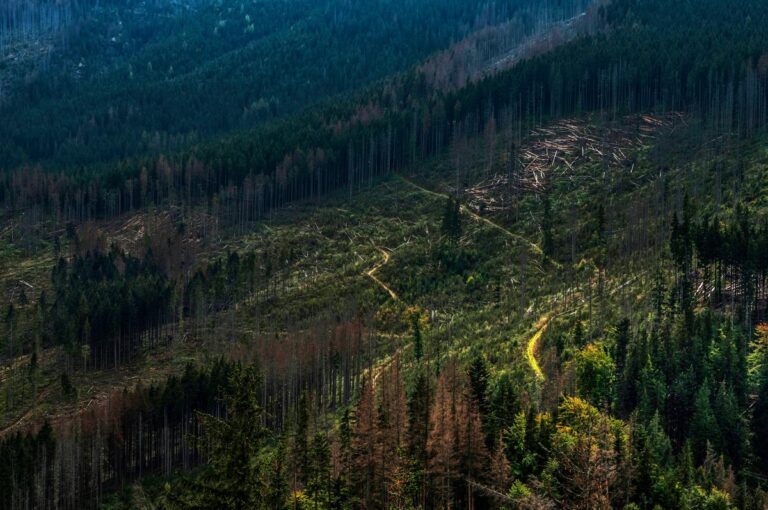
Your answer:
(396, 175), (549, 262)
(465, 113), (681, 212)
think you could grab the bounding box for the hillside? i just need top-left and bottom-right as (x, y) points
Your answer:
(1, 0), (768, 509)
(0, 0), (589, 170)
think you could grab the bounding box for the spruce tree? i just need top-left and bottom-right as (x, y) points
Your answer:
(690, 381), (719, 463)
(467, 354), (490, 421)
(614, 318), (631, 377)
(441, 197), (462, 241)
(307, 432), (331, 507)
(193, 364), (269, 510)
(412, 313), (423, 362)
(752, 362), (768, 472)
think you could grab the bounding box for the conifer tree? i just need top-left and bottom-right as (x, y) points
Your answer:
(407, 369), (431, 507)
(613, 318), (631, 378)
(307, 432), (331, 508)
(191, 364), (270, 510)
(467, 355), (489, 415)
(412, 314), (423, 362)
(293, 392), (311, 487)
(441, 197), (462, 241)
(752, 355), (768, 471)
(352, 377), (381, 507)
(690, 381), (719, 463)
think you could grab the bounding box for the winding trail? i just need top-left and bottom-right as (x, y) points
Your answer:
(365, 247), (398, 301)
(526, 315), (550, 381)
(396, 175), (559, 268)
(395, 174), (562, 380)
(525, 273), (645, 381)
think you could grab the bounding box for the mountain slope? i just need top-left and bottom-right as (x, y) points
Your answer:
(0, 0), (589, 170)
(2, 0), (768, 509)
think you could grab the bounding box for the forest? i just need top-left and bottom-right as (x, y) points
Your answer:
(2, 0), (768, 508)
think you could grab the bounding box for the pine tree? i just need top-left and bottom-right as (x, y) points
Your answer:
(192, 364), (269, 510)
(441, 197), (462, 241)
(378, 355), (409, 507)
(489, 433), (511, 494)
(407, 369), (430, 507)
(337, 408), (353, 500)
(427, 363), (489, 508)
(307, 432), (331, 508)
(752, 365), (768, 472)
(293, 392), (311, 487)
(678, 440), (695, 489)
(352, 377), (381, 507)
(426, 366), (460, 506)
(467, 354), (489, 419)
(412, 314), (423, 362)
(488, 372), (520, 444)
(690, 381), (719, 463)
(614, 318), (631, 378)
(264, 441), (289, 510)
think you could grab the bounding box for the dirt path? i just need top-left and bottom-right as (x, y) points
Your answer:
(396, 174), (561, 381)
(396, 175), (552, 263)
(365, 246), (398, 301)
(362, 245), (402, 385)
(525, 273), (645, 381)
(526, 315), (550, 381)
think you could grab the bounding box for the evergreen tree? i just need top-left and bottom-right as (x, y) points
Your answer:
(352, 377), (381, 507)
(407, 369), (431, 507)
(488, 372), (520, 443)
(614, 318), (631, 377)
(264, 441), (290, 510)
(467, 354), (490, 420)
(441, 197), (462, 241)
(412, 313), (423, 362)
(690, 381), (719, 464)
(293, 392), (311, 486)
(191, 364), (270, 510)
(752, 363), (768, 472)
(574, 343), (615, 409)
(307, 432), (331, 508)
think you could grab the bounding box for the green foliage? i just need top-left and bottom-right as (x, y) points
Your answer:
(691, 383), (720, 465)
(48, 248), (172, 368)
(7, 1), (768, 507)
(0, 0), (539, 170)
(412, 313), (423, 362)
(752, 362), (768, 471)
(613, 318), (630, 381)
(172, 363), (273, 510)
(468, 354), (489, 416)
(306, 433), (332, 507)
(441, 197), (462, 241)
(574, 343), (616, 408)
(681, 486), (734, 510)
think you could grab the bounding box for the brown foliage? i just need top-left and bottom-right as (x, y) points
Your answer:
(426, 361), (489, 508)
